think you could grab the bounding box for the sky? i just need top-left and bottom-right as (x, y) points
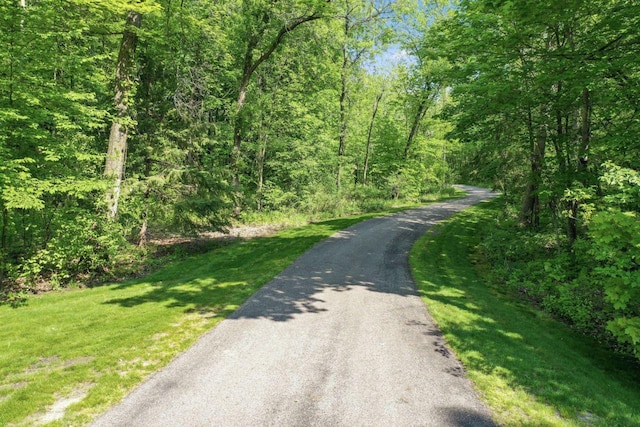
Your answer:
(363, 0), (457, 74)
(366, 44), (413, 73)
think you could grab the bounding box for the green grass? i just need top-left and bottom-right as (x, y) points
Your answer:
(410, 199), (640, 426)
(0, 206), (432, 426)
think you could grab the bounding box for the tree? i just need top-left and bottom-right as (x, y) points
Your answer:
(362, 81), (385, 185)
(333, 0), (394, 189)
(125, 0), (235, 241)
(105, 10), (143, 219)
(424, 0), (640, 358)
(0, 0), (139, 286)
(228, 0), (330, 211)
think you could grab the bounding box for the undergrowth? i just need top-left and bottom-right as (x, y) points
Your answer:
(478, 205), (635, 357)
(411, 199), (640, 426)
(1, 185), (460, 305)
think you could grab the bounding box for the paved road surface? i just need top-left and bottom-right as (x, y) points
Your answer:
(93, 185), (498, 427)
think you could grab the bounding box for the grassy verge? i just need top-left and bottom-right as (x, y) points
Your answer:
(0, 203), (443, 427)
(410, 199), (640, 426)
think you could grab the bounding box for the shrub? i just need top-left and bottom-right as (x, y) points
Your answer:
(588, 209), (640, 357)
(477, 210), (622, 351)
(16, 212), (137, 291)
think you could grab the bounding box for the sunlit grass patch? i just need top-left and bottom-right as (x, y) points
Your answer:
(411, 199), (640, 426)
(0, 204), (436, 426)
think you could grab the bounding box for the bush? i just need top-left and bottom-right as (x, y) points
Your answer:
(588, 209), (640, 356)
(256, 181), (299, 212)
(473, 163), (640, 360)
(16, 213), (137, 291)
(477, 210), (622, 351)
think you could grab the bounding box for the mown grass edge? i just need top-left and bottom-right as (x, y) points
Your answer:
(410, 198), (640, 426)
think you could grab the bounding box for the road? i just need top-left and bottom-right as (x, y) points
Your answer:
(92, 185), (498, 427)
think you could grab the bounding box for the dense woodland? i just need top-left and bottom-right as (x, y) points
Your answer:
(1, 0), (454, 286)
(437, 0), (640, 360)
(1, 0), (640, 359)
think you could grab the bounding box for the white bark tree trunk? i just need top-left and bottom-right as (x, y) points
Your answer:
(104, 11), (141, 219)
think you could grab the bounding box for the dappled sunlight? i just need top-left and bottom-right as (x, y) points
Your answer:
(103, 196), (496, 322)
(499, 331), (524, 340)
(329, 230), (357, 239)
(100, 227), (344, 311)
(413, 201), (640, 426)
(228, 269), (418, 322)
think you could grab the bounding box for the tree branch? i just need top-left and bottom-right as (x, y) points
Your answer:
(248, 13), (325, 78)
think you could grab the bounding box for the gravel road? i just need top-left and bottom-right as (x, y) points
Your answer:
(92, 185), (498, 427)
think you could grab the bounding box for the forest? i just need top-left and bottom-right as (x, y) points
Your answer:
(1, 0), (640, 362)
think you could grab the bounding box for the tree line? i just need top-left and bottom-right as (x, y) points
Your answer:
(427, 0), (640, 359)
(0, 0), (454, 296)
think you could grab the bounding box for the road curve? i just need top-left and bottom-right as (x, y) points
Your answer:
(93, 185), (499, 427)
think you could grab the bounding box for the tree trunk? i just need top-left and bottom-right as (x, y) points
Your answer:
(1, 208), (7, 255)
(566, 203), (578, 242)
(336, 41), (349, 190)
(104, 11), (141, 219)
(404, 99), (428, 160)
(520, 109), (546, 229)
(567, 88), (591, 243)
(363, 90), (383, 186)
(231, 35), (256, 196)
(138, 216), (148, 247)
(256, 142), (266, 211)
(137, 142), (152, 247)
(579, 88), (590, 172)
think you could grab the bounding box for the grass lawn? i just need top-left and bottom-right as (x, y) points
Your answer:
(410, 199), (640, 426)
(0, 207), (424, 426)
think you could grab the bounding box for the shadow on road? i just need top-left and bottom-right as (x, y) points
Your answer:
(104, 189), (498, 325)
(102, 211), (425, 321)
(104, 216), (421, 322)
(440, 406), (497, 427)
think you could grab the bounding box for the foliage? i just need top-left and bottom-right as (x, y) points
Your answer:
(0, 0), (459, 299)
(430, 0), (640, 232)
(18, 212), (133, 285)
(411, 199), (640, 426)
(477, 193), (640, 358)
(0, 0), (121, 297)
(407, 0), (640, 362)
(588, 210), (640, 356)
(0, 0), (442, 296)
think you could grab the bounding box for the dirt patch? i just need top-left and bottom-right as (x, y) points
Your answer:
(150, 224), (286, 249)
(152, 331), (169, 341)
(0, 381), (27, 404)
(62, 356), (95, 369)
(115, 357), (155, 378)
(25, 356), (60, 374)
(24, 355), (94, 374)
(10, 381), (28, 390)
(204, 223), (285, 239)
(578, 412), (600, 425)
(30, 382), (94, 425)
